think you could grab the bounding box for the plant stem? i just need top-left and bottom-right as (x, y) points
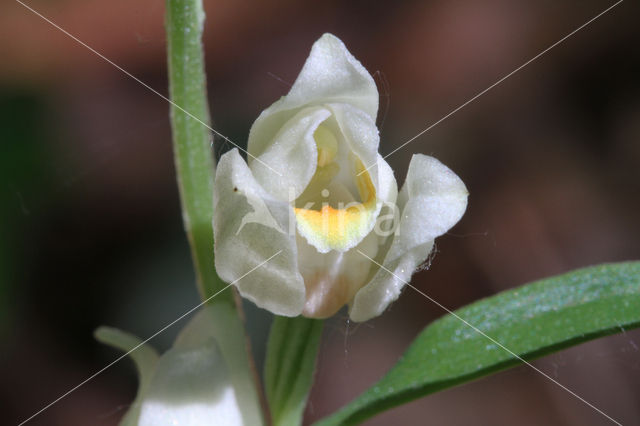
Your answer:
(165, 0), (230, 304)
(165, 2), (267, 423)
(265, 316), (324, 426)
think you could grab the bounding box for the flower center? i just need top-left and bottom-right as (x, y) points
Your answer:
(314, 125), (338, 167)
(293, 125), (378, 253)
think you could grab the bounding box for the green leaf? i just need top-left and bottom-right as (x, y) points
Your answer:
(317, 261), (640, 425)
(265, 316), (324, 426)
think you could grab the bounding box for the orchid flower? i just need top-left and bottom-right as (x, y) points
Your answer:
(213, 33), (467, 321)
(95, 305), (263, 426)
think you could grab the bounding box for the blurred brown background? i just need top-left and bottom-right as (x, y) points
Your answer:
(1, 0), (639, 425)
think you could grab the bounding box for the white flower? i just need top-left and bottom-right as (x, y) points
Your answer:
(95, 305), (263, 426)
(213, 34), (467, 321)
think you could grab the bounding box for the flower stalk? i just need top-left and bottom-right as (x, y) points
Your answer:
(265, 316), (324, 426)
(166, 0), (230, 303)
(165, 1), (265, 423)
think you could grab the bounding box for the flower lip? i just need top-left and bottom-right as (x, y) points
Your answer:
(294, 156), (379, 254)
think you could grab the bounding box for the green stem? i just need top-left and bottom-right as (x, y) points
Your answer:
(165, 0), (229, 303)
(165, 1), (266, 423)
(265, 316), (324, 426)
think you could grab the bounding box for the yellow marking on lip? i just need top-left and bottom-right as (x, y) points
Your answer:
(294, 158), (377, 251)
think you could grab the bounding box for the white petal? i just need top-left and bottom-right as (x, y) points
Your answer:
(140, 308), (260, 426)
(213, 149), (306, 316)
(173, 304), (263, 425)
(174, 305), (264, 426)
(287, 34), (378, 120)
(391, 154), (468, 259)
(97, 305), (264, 426)
(327, 103), (379, 178)
(250, 106), (330, 201)
(375, 154), (397, 206)
(138, 340), (244, 426)
(248, 33), (378, 161)
(349, 240), (435, 323)
(349, 154), (468, 321)
(370, 155), (398, 251)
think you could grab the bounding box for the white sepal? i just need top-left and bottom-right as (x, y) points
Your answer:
(95, 305), (264, 425)
(248, 34), (378, 166)
(250, 107), (330, 201)
(213, 149), (306, 316)
(350, 154), (468, 321)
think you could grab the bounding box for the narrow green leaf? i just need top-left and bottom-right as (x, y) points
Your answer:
(165, 0), (230, 302)
(266, 316), (324, 426)
(317, 261), (640, 425)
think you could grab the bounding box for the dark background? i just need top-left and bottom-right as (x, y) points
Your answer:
(2, 0), (639, 424)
